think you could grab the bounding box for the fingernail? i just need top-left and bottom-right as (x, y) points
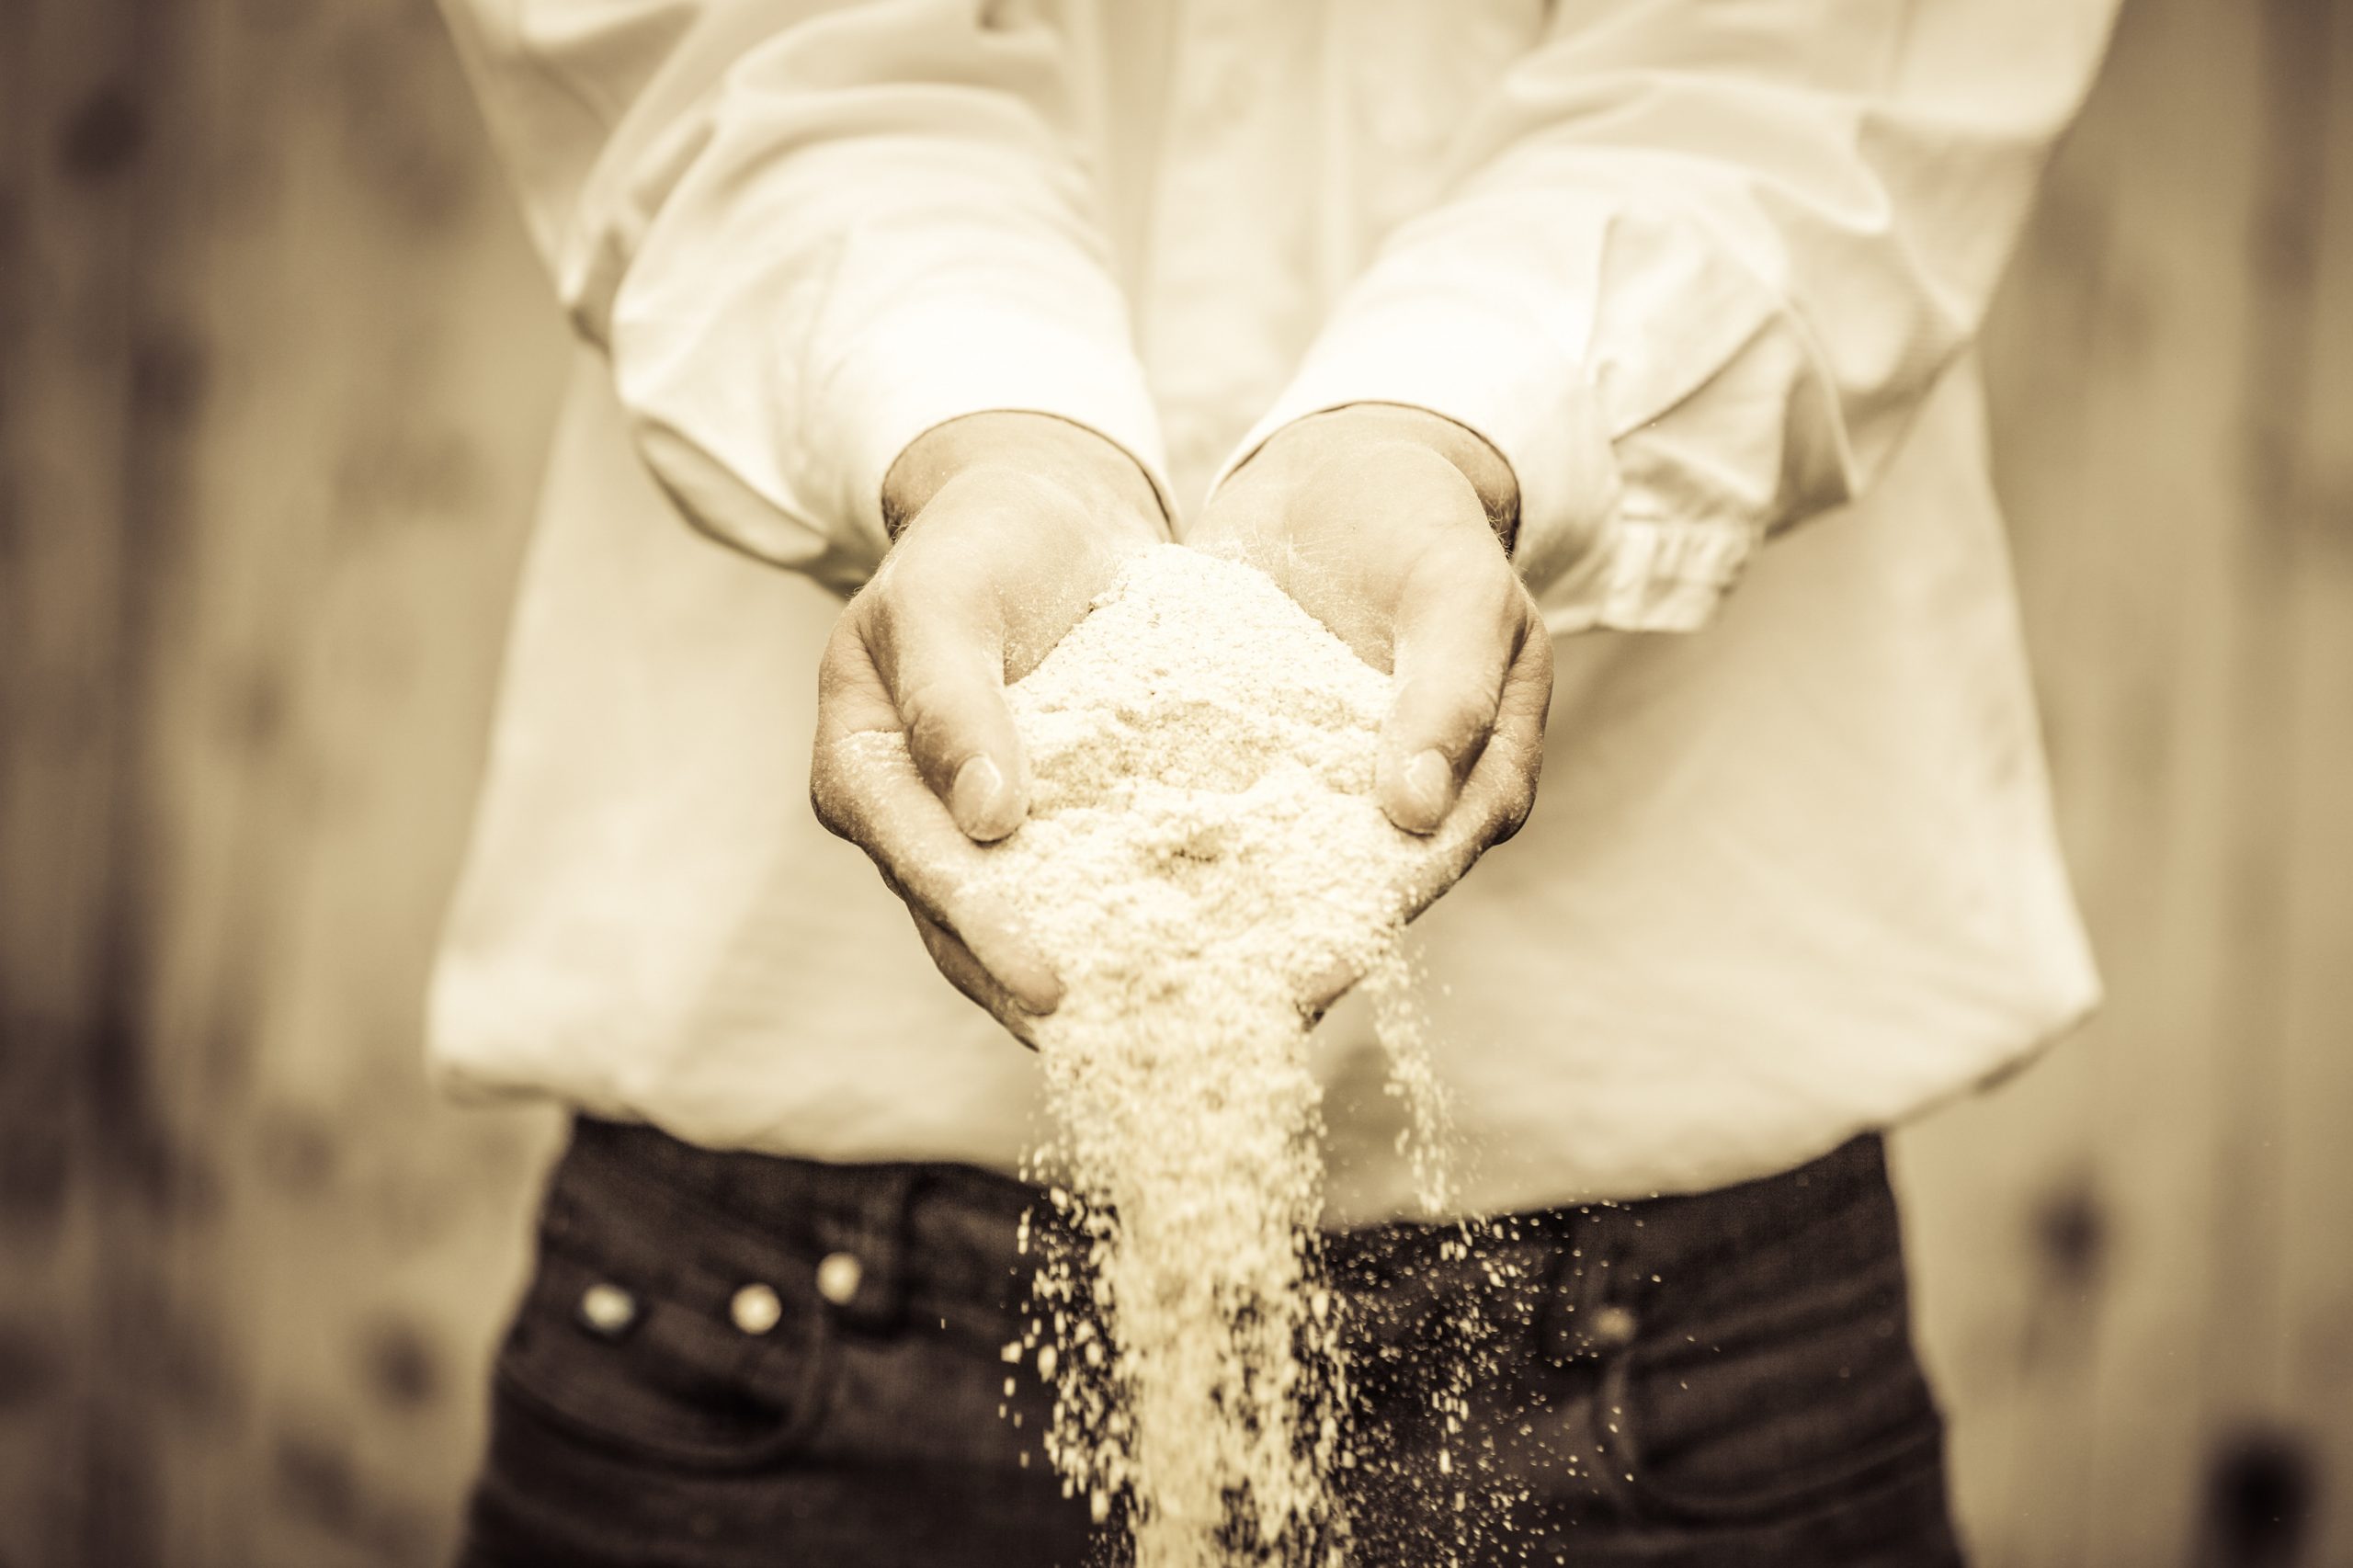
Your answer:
(1404, 749), (1452, 826)
(1010, 966), (1063, 1017)
(950, 755), (1009, 840)
(995, 941), (1063, 1015)
(1302, 954), (1358, 1017)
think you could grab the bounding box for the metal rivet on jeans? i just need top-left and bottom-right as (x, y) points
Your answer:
(815, 1250), (864, 1307)
(1589, 1302), (1639, 1351)
(578, 1281), (637, 1337)
(731, 1281), (784, 1335)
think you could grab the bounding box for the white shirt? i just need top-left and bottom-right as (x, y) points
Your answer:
(430, 0), (2113, 1219)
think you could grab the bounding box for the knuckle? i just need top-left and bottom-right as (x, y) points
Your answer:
(1493, 759), (1541, 845)
(897, 692), (983, 788)
(808, 779), (843, 838)
(892, 667), (965, 729)
(879, 861), (925, 914)
(807, 759), (852, 839)
(816, 619), (867, 688)
(1492, 789), (1536, 845)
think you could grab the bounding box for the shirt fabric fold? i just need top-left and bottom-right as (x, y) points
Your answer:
(429, 0), (2112, 1218)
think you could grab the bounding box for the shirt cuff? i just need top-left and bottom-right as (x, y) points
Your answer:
(1532, 515), (1756, 635)
(615, 272), (1172, 594)
(1212, 276), (1758, 635)
(817, 297), (1178, 549)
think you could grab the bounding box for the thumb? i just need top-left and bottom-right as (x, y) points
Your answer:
(1375, 543), (1522, 835)
(877, 597), (1031, 844)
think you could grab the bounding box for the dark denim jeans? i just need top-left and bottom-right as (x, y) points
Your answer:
(458, 1119), (1963, 1567)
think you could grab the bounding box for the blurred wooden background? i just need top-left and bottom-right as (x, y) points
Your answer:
(2, 0), (2348, 1563)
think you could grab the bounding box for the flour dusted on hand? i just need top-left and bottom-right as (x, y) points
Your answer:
(987, 544), (1424, 1565)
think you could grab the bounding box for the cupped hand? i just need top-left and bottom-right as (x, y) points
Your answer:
(1186, 403), (1554, 1006)
(809, 413), (1166, 1041)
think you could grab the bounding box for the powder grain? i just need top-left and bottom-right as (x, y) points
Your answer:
(838, 545), (1450, 1563)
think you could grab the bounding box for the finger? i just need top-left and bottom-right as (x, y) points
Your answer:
(870, 554), (1031, 844)
(831, 741), (1063, 1012)
(1299, 952), (1361, 1019)
(1376, 536), (1525, 835)
(911, 909), (1041, 1049)
(1473, 606), (1552, 846)
(812, 656), (1063, 1014)
(1396, 613), (1552, 923)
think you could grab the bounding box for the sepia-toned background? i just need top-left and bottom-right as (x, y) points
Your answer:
(4, 0), (2350, 1563)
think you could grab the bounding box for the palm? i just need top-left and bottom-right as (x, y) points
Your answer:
(1185, 416), (1554, 997)
(1192, 440), (1503, 673)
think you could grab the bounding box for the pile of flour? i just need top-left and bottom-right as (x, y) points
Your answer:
(975, 544), (1432, 1566)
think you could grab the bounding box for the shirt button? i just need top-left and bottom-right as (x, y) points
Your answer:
(730, 1282), (784, 1335)
(1590, 1303), (1640, 1351)
(577, 1281), (637, 1337)
(815, 1251), (864, 1308)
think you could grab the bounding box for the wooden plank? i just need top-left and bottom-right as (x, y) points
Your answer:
(0, 0), (182, 1562)
(0, 0), (563, 1561)
(1894, 0), (2326, 1562)
(2180, 3), (2350, 1566)
(128, 2), (571, 1561)
(2246, 4), (2353, 1564)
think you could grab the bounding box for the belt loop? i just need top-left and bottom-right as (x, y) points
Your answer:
(824, 1166), (923, 1333)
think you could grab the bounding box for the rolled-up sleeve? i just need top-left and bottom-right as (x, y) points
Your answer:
(438, 0), (1169, 592)
(1227, 0), (2120, 633)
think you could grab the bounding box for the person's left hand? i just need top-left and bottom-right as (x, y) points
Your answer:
(1185, 403), (1554, 1007)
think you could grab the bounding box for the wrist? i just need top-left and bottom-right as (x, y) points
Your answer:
(1234, 403), (1520, 554)
(882, 412), (1169, 544)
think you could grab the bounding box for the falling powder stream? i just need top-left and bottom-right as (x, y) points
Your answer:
(849, 545), (1467, 1564)
(993, 545), (1435, 1565)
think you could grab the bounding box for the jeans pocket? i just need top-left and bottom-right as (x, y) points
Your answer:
(1610, 1247), (1947, 1528)
(492, 1180), (833, 1472)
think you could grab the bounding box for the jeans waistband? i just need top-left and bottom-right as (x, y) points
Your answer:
(1329, 1133), (1894, 1358)
(565, 1117), (1048, 1335)
(568, 1117), (1887, 1335)
(577, 1115), (1881, 1244)
(1548, 1131), (1887, 1267)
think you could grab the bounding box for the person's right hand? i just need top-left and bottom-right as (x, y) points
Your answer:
(809, 413), (1166, 1043)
